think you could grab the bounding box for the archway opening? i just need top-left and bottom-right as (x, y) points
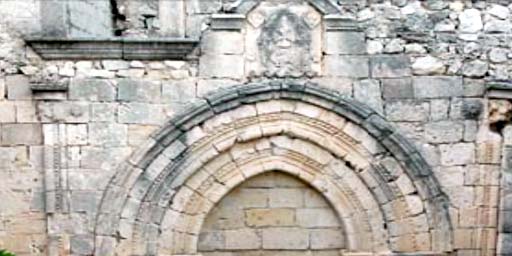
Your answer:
(198, 171), (346, 255)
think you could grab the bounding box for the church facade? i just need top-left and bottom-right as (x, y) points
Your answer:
(0, 0), (511, 255)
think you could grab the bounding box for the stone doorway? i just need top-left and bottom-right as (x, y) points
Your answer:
(198, 172), (346, 255)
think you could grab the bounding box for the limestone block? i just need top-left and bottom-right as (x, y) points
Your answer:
(310, 229), (345, 249)
(128, 125), (158, 146)
(424, 121), (464, 143)
(80, 146), (132, 170)
(6, 75), (31, 100)
(0, 102), (16, 123)
(430, 99), (449, 121)
(296, 208), (340, 228)
(1, 124), (42, 145)
(202, 31), (244, 55)
(304, 189), (329, 207)
(245, 208), (295, 227)
(15, 101), (37, 123)
(118, 79), (161, 103)
(370, 55), (411, 78)
(412, 55), (445, 75)
(324, 55), (369, 78)
(354, 79), (383, 114)
(459, 9), (483, 33)
(66, 124), (88, 145)
(162, 80), (196, 103)
(224, 229), (260, 250)
(198, 231), (225, 251)
(262, 228), (309, 249)
(88, 123), (127, 147)
(67, 0), (112, 37)
(118, 102), (166, 125)
(70, 191), (99, 213)
(200, 54), (244, 79)
(268, 188), (304, 208)
(440, 143), (475, 166)
(70, 234), (94, 255)
(69, 79), (116, 102)
(385, 100), (429, 122)
(382, 78), (413, 99)
(91, 103), (117, 122)
(413, 76), (463, 98)
(324, 32), (366, 54)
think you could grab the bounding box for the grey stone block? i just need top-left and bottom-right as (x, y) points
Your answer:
(425, 121), (464, 143)
(324, 55), (369, 78)
(371, 55), (411, 78)
(324, 31), (366, 54)
(69, 79), (116, 102)
(354, 79), (383, 114)
(199, 54), (244, 79)
(1, 124), (42, 145)
(162, 80), (196, 103)
(67, 0), (112, 37)
(89, 123), (127, 147)
(71, 234), (94, 255)
(118, 103), (166, 125)
(6, 75), (31, 100)
(413, 76), (463, 98)
(70, 191), (99, 213)
(201, 31), (244, 55)
(118, 79), (161, 103)
(382, 78), (413, 99)
(385, 100), (429, 122)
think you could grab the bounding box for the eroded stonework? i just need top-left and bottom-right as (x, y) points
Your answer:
(0, 0), (511, 255)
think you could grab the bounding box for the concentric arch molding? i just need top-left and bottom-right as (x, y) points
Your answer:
(93, 80), (454, 256)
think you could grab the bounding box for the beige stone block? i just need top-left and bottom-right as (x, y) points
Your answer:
(15, 101), (37, 123)
(304, 189), (329, 207)
(262, 228), (309, 249)
(224, 229), (261, 250)
(297, 208), (341, 228)
(268, 188), (304, 208)
(0, 102), (15, 123)
(454, 228), (475, 249)
(310, 229), (345, 249)
(66, 124), (88, 145)
(245, 208), (295, 227)
(218, 188), (268, 209)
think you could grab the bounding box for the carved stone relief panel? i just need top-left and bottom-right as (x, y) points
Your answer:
(245, 1), (322, 78)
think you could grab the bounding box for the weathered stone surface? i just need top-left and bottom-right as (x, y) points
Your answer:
(1, 124), (42, 145)
(118, 103), (166, 125)
(440, 143), (475, 166)
(118, 79), (161, 103)
(425, 121), (464, 143)
(162, 80), (196, 103)
(200, 55), (244, 79)
(324, 32), (366, 54)
(354, 79), (383, 113)
(69, 79), (116, 101)
(412, 55), (445, 75)
(89, 123), (127, 147)
(202, 31), (244, 55)
(385, 100), (429, 122)
(462, 60), (489, 77)
(262, 228), (309, 249)
(459, 9), (483, 33)
(324, 56), (369, 78)
(371, 55), (411, 78)
(413, 76), (463, 98)
(6, 75), (31, 100)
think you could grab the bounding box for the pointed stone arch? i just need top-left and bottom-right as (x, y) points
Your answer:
(93, 81), (453, 255)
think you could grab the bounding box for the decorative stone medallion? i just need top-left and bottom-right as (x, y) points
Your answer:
(258, 10), (313, 78)
(245, 1), (322, 78)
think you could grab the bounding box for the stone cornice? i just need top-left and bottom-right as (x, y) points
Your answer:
(25, 37), (199, 60)
(487, 81), (512, 99)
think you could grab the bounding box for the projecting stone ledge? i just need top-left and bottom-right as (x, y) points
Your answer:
(487, 80), (512, 99)
(25, 37), (199, 60)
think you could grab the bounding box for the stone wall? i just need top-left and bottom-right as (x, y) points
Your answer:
(199, 172), (345, 255)
(0, 0), (510, 256)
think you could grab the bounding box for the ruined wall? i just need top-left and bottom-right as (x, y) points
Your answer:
(0, 0), (510, 255)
